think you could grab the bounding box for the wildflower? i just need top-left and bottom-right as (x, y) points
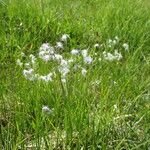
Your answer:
(39, 73), (53, 82)
(29, 54), (36, 64)
(59, 59), (70, 76)
(103, 52), (115, 61)
(60, 59), (68, 66)
(84, 56), (93, 64)
(103, 50), (123, 61)
(55, 42), (63, 49)
(71, 49), (80, 55)
(42, 106), (52, 114)
(16, 59), (23, 66)
(114, 50), (123, 60)
(81, 49), (88, 57)
(123, 43), (129, 51)
(23, 68), (35, 80)
(41, 54), (51, 62)
(81, 68), (87, 76)
(94, 43), (100, 48)
(39, 43), (55, 54)
(61, 34), (70, 42)
(54, 54), (63, 61)
(59, 66), (70, 77)
(40, 43), (51, 52)
(39, 43), (55, 62)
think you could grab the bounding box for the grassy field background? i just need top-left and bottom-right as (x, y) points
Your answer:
(0, 0), (150, 149)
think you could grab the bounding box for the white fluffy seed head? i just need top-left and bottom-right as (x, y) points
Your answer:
(103, 50), (122, 61)
(81, 49), (88, 57)
(55, 42), (63, 49)
(61, 34), (70, 42)
(39, 73), (53, 82)
(94, 43), (100, 48)
(123, 43), (129, 51)
(23, 68), (36, 80)
(42, 55), (51, 62)
(54, 54), (63, 61)
(29, 54), (36, 64)
(42, 106), (52, 114)
(39, 43), (55, 62)
(81, 68), (87, 76)
(84, 56), (93, 64)
(71, 49), (80, 55)
(114, 50), (123, 60)
(16, 59), (23, 66)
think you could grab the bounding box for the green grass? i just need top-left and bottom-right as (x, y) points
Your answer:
(0, 0), (150, 149)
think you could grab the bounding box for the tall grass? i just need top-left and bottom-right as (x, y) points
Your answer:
(0, 0), (150, 149)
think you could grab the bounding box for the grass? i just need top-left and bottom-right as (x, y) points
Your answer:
(0, 0), (150, 149)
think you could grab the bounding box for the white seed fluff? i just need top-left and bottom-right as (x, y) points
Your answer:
(71, 49), (80, 55)
(61, 34), (70, 42)
(81, 68), (87, 76)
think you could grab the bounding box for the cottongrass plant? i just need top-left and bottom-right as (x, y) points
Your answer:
(1, 0), (150, 149)
(12, 34), (141, 149)
(18, 35), (126, 84)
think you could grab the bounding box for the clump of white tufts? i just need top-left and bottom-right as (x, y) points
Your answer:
(71, 49), (80, 55)
(39, 73), (53, 82)
(81, 49), (88, 57)
(61, 34), (70, 42)
(16, 59), (23, 66)
(103, 52), (115, 61)
(42, 106), (53, 114)
(94, 43), (100, 48)
(123, 43), (129, 51)
(23, 68), (36, 81)
(18, 34), (129, 85)
(54, 54), (63, 61)
(107, 37), (119, 47)
(55, 42), (63, 49)
(81, 68), (87, 76)
(103, 50), (122, 61)
(29, 54), (36, 64)
(59, 59), (70, 78)
(114, 50), (123, 61)
(84, 56), (93, 64)
(39, 43), (55, 62)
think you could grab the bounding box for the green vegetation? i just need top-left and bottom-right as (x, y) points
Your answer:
(0, 0), (150, 149)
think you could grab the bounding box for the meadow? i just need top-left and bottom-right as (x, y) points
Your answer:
(0, 0), (150, 149)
